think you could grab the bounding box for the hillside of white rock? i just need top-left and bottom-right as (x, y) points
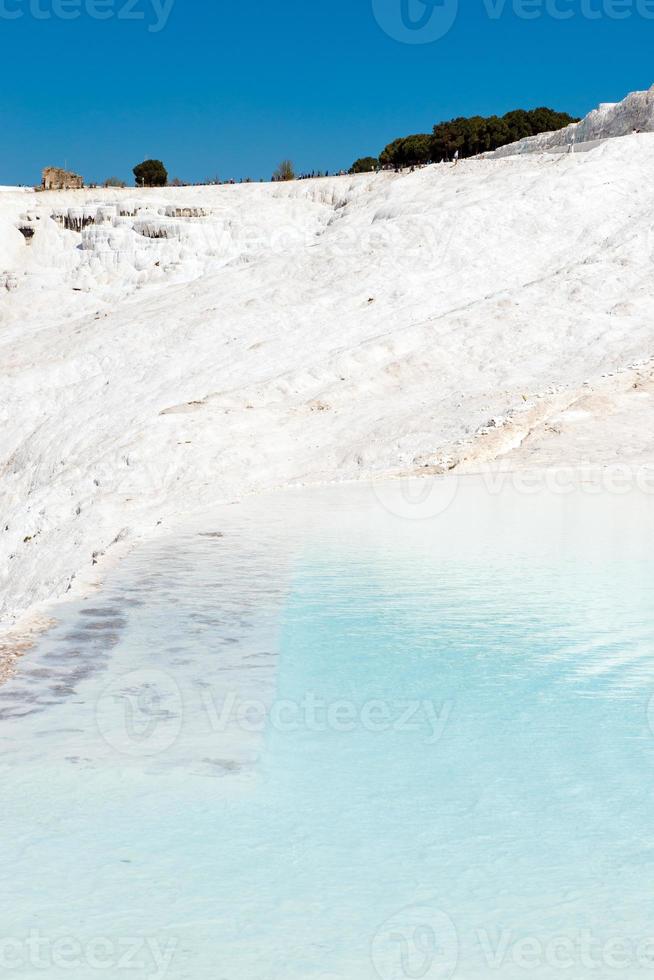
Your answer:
(2, 86), (654, 658)
(488, 83), (654, 155)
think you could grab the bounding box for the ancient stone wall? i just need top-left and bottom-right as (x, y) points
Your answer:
(41, 167), (84, 191)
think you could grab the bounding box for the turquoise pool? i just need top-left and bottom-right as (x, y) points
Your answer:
(2, 476), (654, 979)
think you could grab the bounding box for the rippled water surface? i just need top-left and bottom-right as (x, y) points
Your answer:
(2, 477), (654, 979)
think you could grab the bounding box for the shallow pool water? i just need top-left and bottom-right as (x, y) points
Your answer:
(2, 476), (654, 979)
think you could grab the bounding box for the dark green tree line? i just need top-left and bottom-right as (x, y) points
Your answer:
(375, 107), (578, 169)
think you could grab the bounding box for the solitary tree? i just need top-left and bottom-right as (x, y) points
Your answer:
(273, 159), (295, 182)
(350, 156), (378, 174)
(133, 159), (168, 187)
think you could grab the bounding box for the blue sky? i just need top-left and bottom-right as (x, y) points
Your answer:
(1, 0), (653, 185)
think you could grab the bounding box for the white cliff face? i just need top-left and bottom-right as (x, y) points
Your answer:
(488, 84), (654, 157)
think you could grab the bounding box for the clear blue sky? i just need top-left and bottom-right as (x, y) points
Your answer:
(1, 0), (652, 185)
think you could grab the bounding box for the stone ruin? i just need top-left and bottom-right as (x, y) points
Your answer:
(42, 167), (84, 191)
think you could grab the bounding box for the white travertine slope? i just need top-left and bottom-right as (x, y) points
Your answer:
(2, 118), (654, 650)
(487, 83), (654, 156)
